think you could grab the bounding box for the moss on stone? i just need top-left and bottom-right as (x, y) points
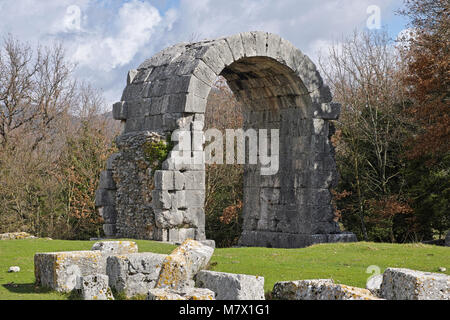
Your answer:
(143, 136), (173, 171)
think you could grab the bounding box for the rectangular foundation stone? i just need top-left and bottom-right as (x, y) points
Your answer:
(106, 252), (167, 298)
(381, 268), (450, 300)
(34, 251), (106, 292)
(195, 270), (265, 300)
(272, 279), (381, 300)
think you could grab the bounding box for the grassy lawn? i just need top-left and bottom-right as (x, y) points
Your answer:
(0, 239), (448, 300)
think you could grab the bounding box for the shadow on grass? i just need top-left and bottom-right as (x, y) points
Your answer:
(2, 282), (54, 295)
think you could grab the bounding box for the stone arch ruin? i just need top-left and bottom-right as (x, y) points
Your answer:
(95, 31), (357, 248)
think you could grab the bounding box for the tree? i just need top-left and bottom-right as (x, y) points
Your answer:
(397, 0), (450, 240)
(0, 35), (76, 150)
(399, 0), (449, 161)
(0, 35), (120, 238)
(320, 30), (413, 242)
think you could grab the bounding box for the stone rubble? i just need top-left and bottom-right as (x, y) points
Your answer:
(1, 232), (37, 240)
(33, 240), (448, 300)
(8, 266), (20, 273)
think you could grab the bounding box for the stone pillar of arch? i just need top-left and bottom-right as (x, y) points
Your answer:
(95, 31), (357, 248)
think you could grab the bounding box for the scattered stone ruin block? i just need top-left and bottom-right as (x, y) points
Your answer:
(380, 268), (450, 300)
(79, 274), (114, 300)
(34, 241), (138, 293)
(106, 252), (167, 298)
(272, 279), (381, 300)
(198, 239), (215, 249)
(8, 266), (20, 273)
(91, 241), (138, 255)
(147, 287), (215, 300)
(0, 232), (37, 240)
(195, 270), (265, 300)
(156, 239), (214, 289)
(34, 251), (106, 292)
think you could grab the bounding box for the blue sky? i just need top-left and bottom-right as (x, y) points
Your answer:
(0, 0), (409, 106)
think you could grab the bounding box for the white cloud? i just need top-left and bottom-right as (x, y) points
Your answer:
(72, 1), (162, 71)
(0, 0), (405, 105)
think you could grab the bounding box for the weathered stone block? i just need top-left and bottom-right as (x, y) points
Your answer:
(192, 59), (217, 86)
(184, 190), (205, 208)
(99, 170), (116, 190)
(156, 239), (214, 289)
(106, 153), (121, 170)
(98, 206), (117, 224)
(172, 190), (186, 209)
(272, 279), (381, 300)
(154, 209), (184, 228)
(147, 287), (215, 300)
(95, 189), (116, 207)
(380, 268), (450, 300)
(174, 171), (185, 190)
(106, 253), (167, 298)
(154, 170), (174, 190)
(168, 228), (196, 242)
(34, 251), (106, 292)
(188, 75), (211, 100)
(103, 224), (116, 237)
(195, 270), (265, 300)
(240, 31), (258, 58)
(152, 190), (172, 209)
(91, 241), (138, 255)
(187, 92), (208, 113)
(127, 69), (138, 85)
(198, 240), (215, 249)
(112, 101), (127, 120)
(183, 207), (205, 228)
(225, 33), (245, 61)
(184, 171), (205, 190)
(79, 274), (114, 300)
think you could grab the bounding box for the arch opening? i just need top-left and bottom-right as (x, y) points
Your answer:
(209, 56), (328, 248)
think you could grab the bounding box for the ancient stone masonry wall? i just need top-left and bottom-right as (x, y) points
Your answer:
(95, 31), (356, 247)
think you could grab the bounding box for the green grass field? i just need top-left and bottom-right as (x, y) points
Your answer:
(0, 239), (448, 300)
